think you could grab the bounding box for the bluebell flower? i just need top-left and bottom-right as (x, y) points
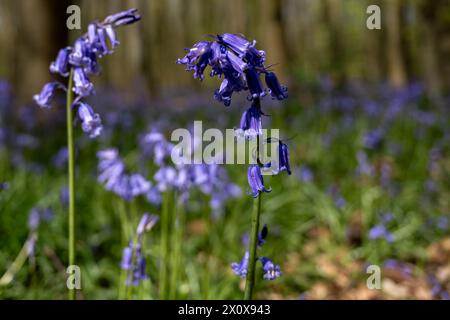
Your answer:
(60, 187), (69, 207)
(177, 41), (212, 80)
(236, 104), (263, 139)
(429, 275), (450, 300)
(52, 147), (68, 169)
(368, 224), (394, 243)
(97, 149), (125, 187)
(178, 33), (284, 106)
(104, 8), (141, 27)
(0, 181), (10, 191)
(265, 71), (288, 100)
(105, 25), (119, 49)
(260, 257), (282, 280)
(33, 82), (65, 108)
(327, 186), (346, 208)
(129, 173), (151, 198)
(35, 9), (140, 139)
(28, 208), (40, 232)
(381, 212), (394, 223)
(84, 46), (101, 75)
(69, 39), (90, 67)
(384, 259), (412, 277)
(154, 166), (178, 192)
(50, 47), (71, 76)
(437, 216), (448, 230)
(136, 213), (159, 237)
(258, 224), (268, 247)
(231, 251), (249, 278)
(94, 27), (112, 57)
(132, 255), (148, 285)
(214, 76), (244, 107)
(76, 102), (103, 138)
(278, 141), (291, 175)
(87, 24), (98, 46)
(218, 33), (266, 67)
(356, 151), (374, 177)
(97, 148), (151, 201)
(146, 187), (162, 205)
(298, 166), (314, 183)
(363, 128), (384, 150)
(72, 68), (95, 97)
(218, 33), (251, 56)
(120, 244), (133, 270)
(244, 68), (266, 99)
(41, 208), (54, 222)
(140, 131), (174, 166)
(247, 164), (271, 197)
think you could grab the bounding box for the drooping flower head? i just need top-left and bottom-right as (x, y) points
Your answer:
(247, 164), (271, 197)
(258, 224), (268, 247)
(33, 82), (65, 109)
(77, 102), (102, 138)
(177, 33), (287, 107)
(34, 9), (140, 139)
(235, 103), (263, 140)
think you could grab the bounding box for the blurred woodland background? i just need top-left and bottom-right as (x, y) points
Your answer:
(1, 0), (450, 300)
(0, 0), (449, 102)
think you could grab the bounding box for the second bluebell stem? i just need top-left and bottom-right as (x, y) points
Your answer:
(245, 98), (263, 300)
(66, 68), (76, 300)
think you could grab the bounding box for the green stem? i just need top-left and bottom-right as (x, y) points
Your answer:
(117, 200), (130, 300)
(0, 235), (35, 286)
(244, 192), (262, 300)
(244, 127), (262, 300)
(66, 68), (76, 301)
(159, 191), (172, 299)
(169, 198), (184, 299)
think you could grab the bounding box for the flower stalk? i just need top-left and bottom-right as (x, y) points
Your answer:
(66, 68), (76, 301)
(159, 191), (172, 299)
(244, 134), (263, 300)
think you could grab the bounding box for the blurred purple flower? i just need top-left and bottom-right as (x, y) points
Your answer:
(28, 208), (40, 232)
(97, 148), (150, 201)
(363, 128), (384, 150)
(437, 216), (448, 231)
(368, 224), (394, 243)
(298, 166), (314, 183)
(120, 243), (133, 270)
(136, 213), (159, 237)
(231, 251), (249, 278)
(0, 181), (10, 191)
